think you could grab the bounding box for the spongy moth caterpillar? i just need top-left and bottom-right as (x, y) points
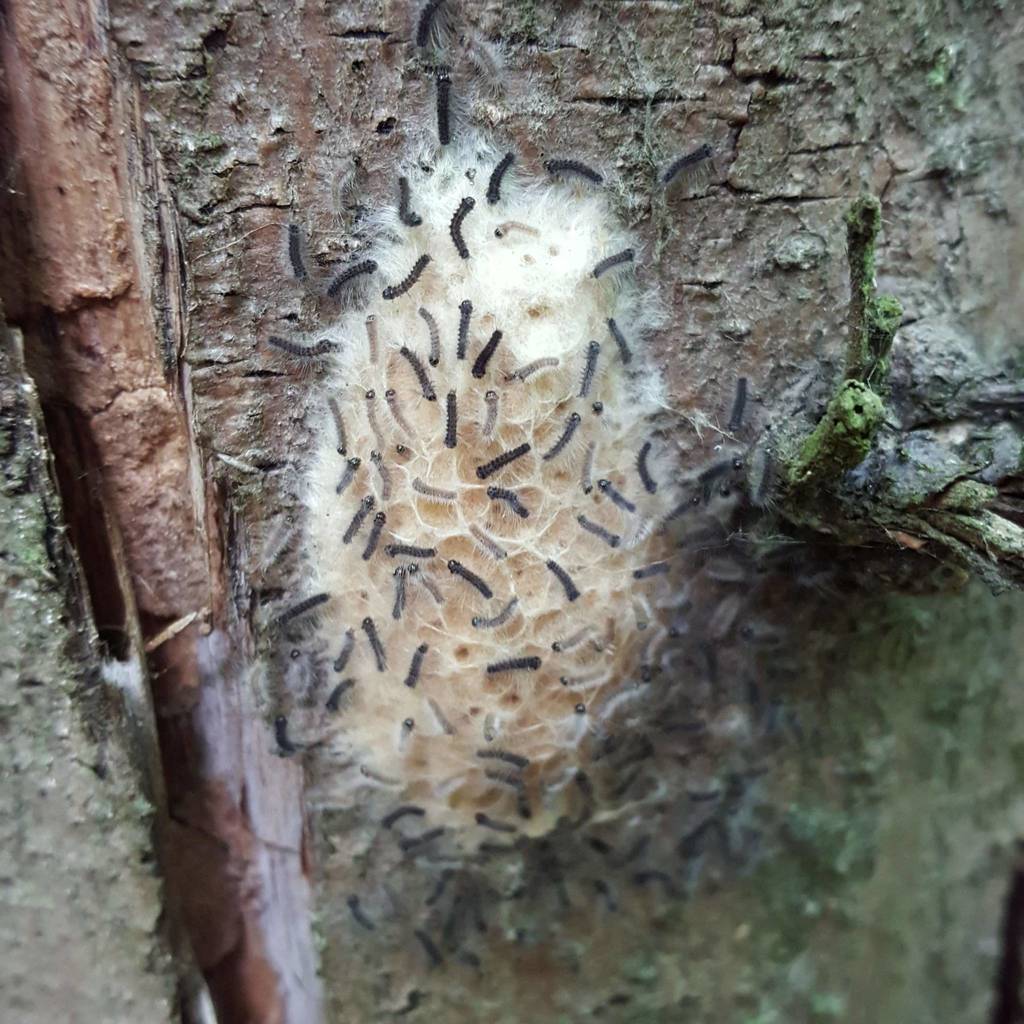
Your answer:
(397, 175), (422, 227)
(325, 678), (355, 712)
(542, 412), (581, 461)
(468, 524), (507, 561)
(577, 513), (620, 548)
(471, 330), (502, 379)
(385, 389), (414, 435)
(343, 495), (376, 544)
(392, 568), (408, 621)
(333, 628), (355, 673)
(545, 559), (580, 602)
(273, 592), (329, 628)
(636, 441), (658, 494)
(327, 397), (347, 454)
(419, 306), (441, 367)
(486, 151), (515, 204)
(416, 0), (445, 48)
(445, 390), (458, 448)
(472, 597), (518, 629)
(403, 643), (429, 688)
(362, 512), (387, 561)
(449, 196), (475, 259)
(579, 341), (600, 398)
(447, 559), (494, 599)
(361, 616), (387, 671)
(607, 317), (632, 365)
(662, 143), (714, 187)
(592, 248), (634, 279)
(482, 389), (498, 436)
(727, 376), (748, 433)
(398, 345), (437, 400)
(486, 485), (529, 517)
(509, 356), (559, 381)
(486, 656), (541, 674)
(267, 336), (339, 358)
(457, 299), (472, 360)
(412, 477), (457, 504)
(327, 259), (378, 299)
(598, 478), (636, 514)
(435, 68), (452, 146)
(287, 223), (307, 281)
(336, 457), (361, 496)
(475, 442), (531, 480)
(383, 254), (431, 300)
(544, 158), (603, 184)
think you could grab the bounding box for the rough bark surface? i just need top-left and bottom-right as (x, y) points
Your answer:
(0, 320), (180, 1022)
(1, 0), (1022, 1022)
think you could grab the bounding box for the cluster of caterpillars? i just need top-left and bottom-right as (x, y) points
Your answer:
(257, 0), (791, 980)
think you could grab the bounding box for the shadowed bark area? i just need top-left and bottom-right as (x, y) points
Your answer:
(0, 0), (1022, 1022)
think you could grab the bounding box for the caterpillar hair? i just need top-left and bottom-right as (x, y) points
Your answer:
(581, 441), (596, 494)
(486, 151), (515, 204)
(472, 597), (518, 629)
(636, 441), (658, 494)
(486, 485), (529, 518)
(435, 67), (451, 146)
(274, 592), (329, 628)
(334, 628), (355, 672)
(727, 376), (748, 433)
(475, 748), (529, 769)
(577, 513), (620, 548)
(383, 254), (431, 300)
(551, 625), (592, 652)
(287, 223), (307, 280)
(508, 356), (559, 381)
(545, 559), (580, 602)
(325, 678), (355, 712)
(397, 175), (422, 227)
(607, 317), (632, 365)
(456, 299), (473, 359)
(385, 543), (437, 559)
(267, 336), (339, 358)
(447, 559), (494, 599)
(361, 616), (387, 671)
(471, 330), (502, 379)
(398, 345), (437, 400)
(384, 388), (413, 436)
(475, 812), (516, 833)
(482, 389), (498, 436)
(362, 511), (386, 561)
(544, 158), (603, 185)
(343, 495), (376, 544)
(327, 396), (347, 454)
(403, 643), (429, 688)
(400, 827), (445, 853)
(579, 340), (600, 398)
(382, 805), (426, 829)
(414, 929), (444, 968)
(364, 390), (386, 450)
(274, 715), (297, 756)
(347, 895), (375, 930)
(475, 442), (531, 480)
(592, 248), (634, 279)
(494, 220), (540, 239)
(469, 524), (507, 560)
(327, 258), (378, 299)
(370, 451), (392, 501)
(633, 561), (669, 579)
(419, 306), (441, 366)
(392, 567), (407, 621)
(662, 142), (714, 186)
(445, 390), (458, 448)
(486, 655), (541, 674)
(416, 0), (445, 47)
(598, 478), (637, 513)
(450, 196), (475, 259)
(542, 411), (581, 461)
(365, 314), (379, 364)
(412, 477), (458, 504)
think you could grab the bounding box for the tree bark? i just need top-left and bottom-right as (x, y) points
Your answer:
(1, 1), (1022, 1022)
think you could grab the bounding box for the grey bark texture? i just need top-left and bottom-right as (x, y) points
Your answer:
(1, 1), (1023, 1023)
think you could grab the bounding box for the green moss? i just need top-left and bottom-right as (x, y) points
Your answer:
(788, 380), (885, 487)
